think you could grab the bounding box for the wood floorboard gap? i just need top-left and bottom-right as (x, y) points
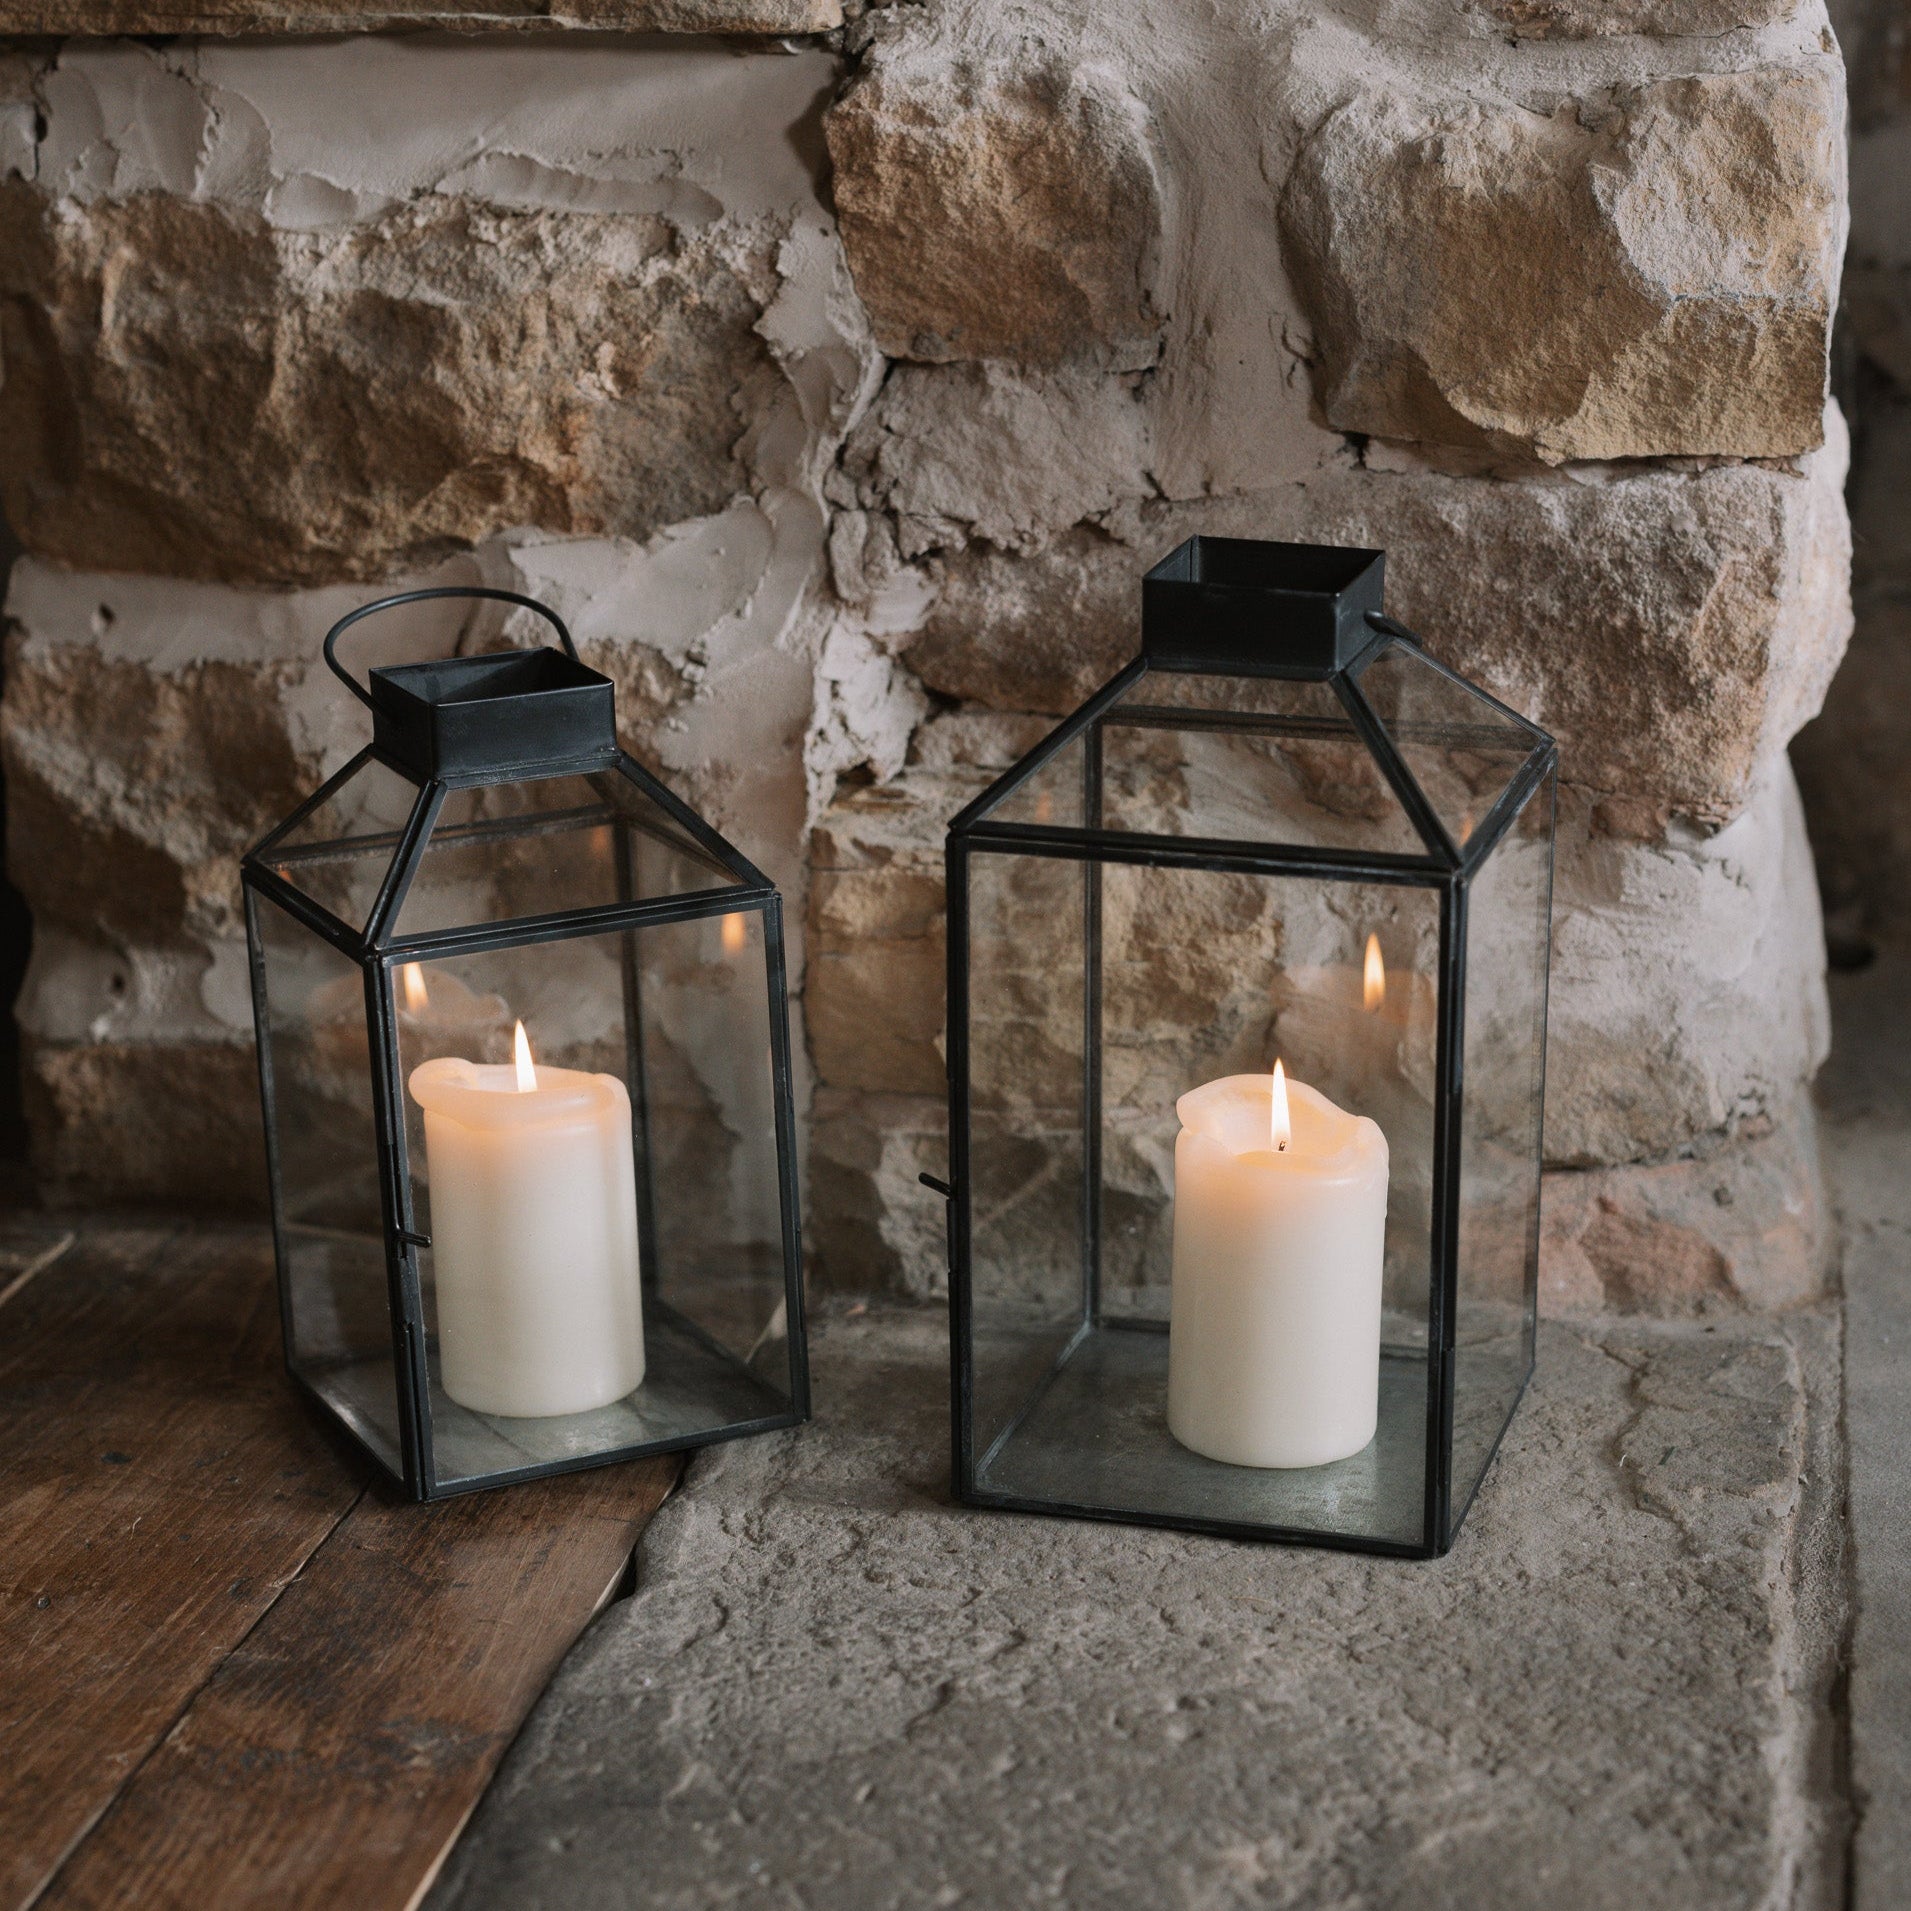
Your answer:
(0, 1232), (78, 1315)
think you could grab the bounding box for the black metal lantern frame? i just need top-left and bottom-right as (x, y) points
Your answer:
(941, 539), (1558, 1558)
(242, 589), (808, 1500)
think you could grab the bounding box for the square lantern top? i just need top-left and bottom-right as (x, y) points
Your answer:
(1142, 535), (1385, 678)
(369, 646), (618, 781)
(954, 538), (1555, 875)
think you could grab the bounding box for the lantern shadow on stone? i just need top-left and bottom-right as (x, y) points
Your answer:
(940, 537), (1557, 1557)
(241, 587), (807, 1501)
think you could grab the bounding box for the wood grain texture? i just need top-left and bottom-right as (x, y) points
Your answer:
(0, 1), (842, 33)
(0, 1224), (363, 1909)
(37, 1454), (679, 1911)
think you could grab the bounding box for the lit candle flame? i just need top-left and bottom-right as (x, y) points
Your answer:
(402, 961), (430, 1015)
(1363, 933), (1385, 1013)
(1270, 1058), (1291, 1153)
(513, 1020), (537, 1094)
(721, 912), (747, 957)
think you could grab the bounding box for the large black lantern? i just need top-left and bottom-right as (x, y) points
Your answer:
(242, 588), (807, 1500)
(940, 539), (1556, 1557)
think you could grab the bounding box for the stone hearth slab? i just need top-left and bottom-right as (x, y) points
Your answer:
(430, 1302), (1846, 1909)
(1823, 955), (1911, 1907)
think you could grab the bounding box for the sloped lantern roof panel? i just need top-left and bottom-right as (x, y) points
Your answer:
(391, 764), (747, 946)
(1347, 636), (1552, 863)
(255, 749), (430, 943)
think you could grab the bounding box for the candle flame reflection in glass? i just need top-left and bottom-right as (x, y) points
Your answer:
(402, 961), (430, 1014)
(1363, 933), (1385, 1013)
(1270, 1057), (1291, 1153)
(721, 912), (747, 957)
(513, 1019), (537, 1094)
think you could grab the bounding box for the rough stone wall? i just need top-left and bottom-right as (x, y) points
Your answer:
(805, 0), (1850, 1313)
(0, 35), (904, 1203)
(0, 8), (1851, 1314)
(1792, 0), (1911, 955)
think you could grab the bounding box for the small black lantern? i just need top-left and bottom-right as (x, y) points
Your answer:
(941, 538), (1556, 1557)
(242, 588), (807, 1500)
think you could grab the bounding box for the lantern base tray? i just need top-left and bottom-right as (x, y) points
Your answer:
(302, 1302), (797, 1497)
(968, 1319), (1519, 1551)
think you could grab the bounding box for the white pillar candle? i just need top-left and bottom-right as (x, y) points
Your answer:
(1168, 1064), (1389, 1468)
(409, 1023), (645, 1418)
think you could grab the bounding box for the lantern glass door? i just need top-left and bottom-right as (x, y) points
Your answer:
(252, 890), (407, 1476)
(960, 850), (1440, 1552)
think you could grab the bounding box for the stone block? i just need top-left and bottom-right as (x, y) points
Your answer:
(0, 1), (840, 29)
(1541, 1094), (1830, 1315)
(1281, 65), (1844, 461)
(25, 1038), (267, 1210)
(0, 186), (774, 586)
(825, 44), (1162, 370)
(1545, 768), (1830, 1168)
(3, 638), (314, 951)
(806, 1088), (948, 1295)
(906, 525), (1136, 715)
(835, 363), (1150, 558)
(905, 441), (1852, 834)
(807, 770), (986, 1099)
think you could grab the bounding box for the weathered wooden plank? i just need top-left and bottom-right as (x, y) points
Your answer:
(39, 1454), (679, 1911)
(0, 1224), (364, 1910)
(0, 2), (842, 34)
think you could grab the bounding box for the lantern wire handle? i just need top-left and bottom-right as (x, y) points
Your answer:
(321, 586), (580, 710)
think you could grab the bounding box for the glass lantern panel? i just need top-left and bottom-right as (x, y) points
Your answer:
(1450, 767), (1555, 1528)
(253, 893), (407, 1479)
(988, 732), (1090, 829)
(263, 755), (427, 933)
(394, 769), (741, 942)
(961, 849), (1090, 1467)
(1095, 670), (1430, 856)
(1353, 641), (1541, 851)
(391, 907), (794, 1491)
(965, 847), (1438, 1548)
